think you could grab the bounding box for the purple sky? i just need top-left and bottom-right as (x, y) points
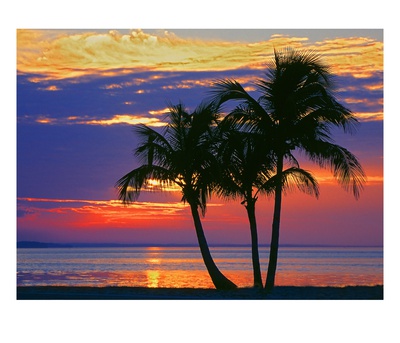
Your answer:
(14, 29), (384, 247)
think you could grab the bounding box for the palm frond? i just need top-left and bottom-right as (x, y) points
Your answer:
(133, 124), (173, 166)
(304, 141), (366, 199)
(115, 165), (176, 204)
(258, 167), (320, 198)
(210, 79), (273, 127)
(281, 167), (320, 198)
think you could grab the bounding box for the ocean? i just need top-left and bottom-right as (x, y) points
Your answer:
(17, 246), (383, 288)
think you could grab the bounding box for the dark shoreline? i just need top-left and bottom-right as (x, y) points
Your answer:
(17, 285), (383, 300)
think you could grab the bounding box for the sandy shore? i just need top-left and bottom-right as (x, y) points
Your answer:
(17, 285), (383, 300)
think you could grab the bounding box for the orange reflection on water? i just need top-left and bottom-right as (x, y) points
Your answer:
(145, 247), (161, 287)
(121, 270), (216, 288)
(146, 247), (161, 251)
(274, 270), (383, 287)
(17, 269), (383, 288)
(146, 270), (160, 288)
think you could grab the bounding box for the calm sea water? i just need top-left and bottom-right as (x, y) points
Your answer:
(17, 246), (383, 288)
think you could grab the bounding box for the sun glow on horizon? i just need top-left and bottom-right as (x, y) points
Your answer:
(16, 29), (383, 249)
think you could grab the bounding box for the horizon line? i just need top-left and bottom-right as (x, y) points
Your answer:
(16, 241), (383, 249)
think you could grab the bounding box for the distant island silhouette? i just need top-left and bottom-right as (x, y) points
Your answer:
(17, 241), (73, 248)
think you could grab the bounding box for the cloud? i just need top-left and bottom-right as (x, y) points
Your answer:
(17, 196), (224, 230)
(83, 114), (166, 126)
(25, 114), (167, 127)
(314, 36), (383, 76)
(17, 29), (383, 80)
(38, 85), (61, 91)
(17, 197), (189, 225)
(311, 174), (383, 185)
(354, 111), (383, 121)
(148, 108), (170, 116)
(35, 116), (57, 124)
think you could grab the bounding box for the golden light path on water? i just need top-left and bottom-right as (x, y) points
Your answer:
(146, 247), (161, 288)
(16, 269), (383, 288)
(16, 246), (383, 288)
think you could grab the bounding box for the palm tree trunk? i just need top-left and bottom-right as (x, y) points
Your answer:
(265, 153), (284, 291)
(245, 198), (263, 288)
(189, 202), (237, 290)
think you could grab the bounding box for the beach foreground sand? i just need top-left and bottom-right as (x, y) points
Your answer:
(17, 285), (383, 300)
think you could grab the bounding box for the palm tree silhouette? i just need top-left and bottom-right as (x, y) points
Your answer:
(215, 102), (320, 288)
(211, 47), (366, 291)
(215, 115), (272, 288)
(116, 102), (237, 290)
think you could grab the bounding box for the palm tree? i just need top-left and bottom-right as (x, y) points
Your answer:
(211, 47), (366, 291)
(216, 114), (272, 288)
(216, 112), (320, 288)
(115, 101), (237, 290)
(216, 103), (320, 288)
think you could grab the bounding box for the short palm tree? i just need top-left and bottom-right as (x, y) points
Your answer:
(116, 102), (237, 290)
(216, 115), (272, 288)
(211, 47), (366, 291)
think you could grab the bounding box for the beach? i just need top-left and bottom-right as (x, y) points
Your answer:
(17, 285), (383, 300)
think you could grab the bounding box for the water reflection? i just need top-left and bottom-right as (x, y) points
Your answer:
(146, 270), (160, 288)
(145, 247), (161, 287)
(16, 269), (383, 288)
(17, 246), (383, 288)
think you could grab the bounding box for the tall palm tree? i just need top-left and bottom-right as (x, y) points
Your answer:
(211, 47), (366, 291)
(115, 102), (237, 290)
(216, 103), (320, 288)
(216, 112), (320, 288)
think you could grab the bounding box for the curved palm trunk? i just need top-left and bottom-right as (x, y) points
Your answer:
(189, 202), (237, 290)
(265, 154), (284, 291)
(245, 199), (263, 288)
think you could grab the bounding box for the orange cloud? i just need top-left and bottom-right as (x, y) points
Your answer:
(38, 85), (61, 91)
(17, 196), (226, 231)
(35, 116), (56, 124)
(354, 111), (383, 121)
(364, 83), (383, 91)
(27, 114), (167, 127)
(83, 114), (166, 127)
(148, 108), (170, 116)
(17, 29), (383, 80)
(17, 197), (189, 227)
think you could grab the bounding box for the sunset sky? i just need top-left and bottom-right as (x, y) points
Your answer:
(16, 28), (383, 247)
